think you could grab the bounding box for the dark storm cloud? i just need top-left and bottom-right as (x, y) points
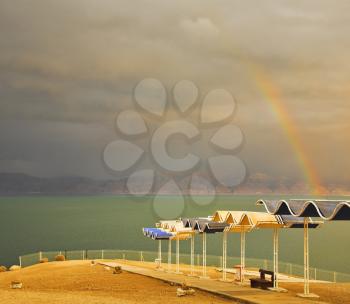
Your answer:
(0, 0), (349, 183)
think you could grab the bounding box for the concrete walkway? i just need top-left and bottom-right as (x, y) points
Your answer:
(99, 261), (328, 304)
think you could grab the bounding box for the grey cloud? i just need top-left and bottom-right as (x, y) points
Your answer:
(0, 0), (349, 183)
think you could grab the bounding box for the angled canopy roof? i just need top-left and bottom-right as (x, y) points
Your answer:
(212, 211), (230, 222)
(143, 228), (159, 237)
(202, 221), (229, 233)
(181, 217), (211, 229)
(152, 230), (173, 240)
(142, 228), (173, 240)
(257, 199), (350, 221)
(158, 220), (179, 230)
(213, 210), (321, 230)
(181, 217), (227, 233)
(225, 211), (283, 232)
(277, 215), (321, 228)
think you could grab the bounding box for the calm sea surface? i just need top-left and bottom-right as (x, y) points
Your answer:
(0, 195), (349, 273)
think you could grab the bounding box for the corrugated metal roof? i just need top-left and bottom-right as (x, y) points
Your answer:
(257, 199), (350, 220)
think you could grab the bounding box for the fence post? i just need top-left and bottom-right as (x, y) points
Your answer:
(314, 268), (317, 281)
(289, 263), (292, 275)
(39, 251), (42, 261)
(101, 250), (104, 260)
(19, 256), (22, 267)
(123, 253), (126, 260)
(334, 272), (337, 283)
(140, 251), (144, 262)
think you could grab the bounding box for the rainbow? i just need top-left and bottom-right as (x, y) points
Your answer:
(248, 64), (325, 195)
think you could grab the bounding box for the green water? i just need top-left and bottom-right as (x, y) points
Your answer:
(0, 195), (349, 273)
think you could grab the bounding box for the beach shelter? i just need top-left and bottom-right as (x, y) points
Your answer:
(183, 217), (208, 276)
(268, 214), (321, 291)
(188, 217), (228, 278)
(222, 211), (253, 282)
(223, 211), (282, 283)
(224, 210), (321, 288)
(142, 227), (173, 269)
(212, 211), (235, 281)
(168, 221), (192, 274)
(181, 218), (197, 276)
(257, 199), (347, 297)
(158, 220), (179, 272)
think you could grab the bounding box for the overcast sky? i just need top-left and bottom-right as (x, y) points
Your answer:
(0, 0), (349, 186)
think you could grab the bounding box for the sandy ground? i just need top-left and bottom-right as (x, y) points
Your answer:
(1, 260), (349, 304)
(279, 282), (350, 304)
(0, 261), (234, 304)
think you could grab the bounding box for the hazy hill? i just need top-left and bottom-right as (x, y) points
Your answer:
(0, 172), (348, 196)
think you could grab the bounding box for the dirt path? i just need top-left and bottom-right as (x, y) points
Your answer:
(105, 260), (350, 304)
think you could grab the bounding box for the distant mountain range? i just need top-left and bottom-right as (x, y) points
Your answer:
(0, 172), (349, 196)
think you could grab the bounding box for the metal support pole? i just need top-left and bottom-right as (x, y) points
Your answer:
(297, 218), (318, 298)
(222, 231), (227, 281)
(168, 240), (172, 272)
(304, 218), (309, 295)
(240, 231), (245, 283)
(273, 228), (279, 289)
(158, 240), (162, 266)
(190, 234), (195, 275)
(269, 228), (287, 293)
(176, 238), (180, 273)
(202, 232), (207, 278)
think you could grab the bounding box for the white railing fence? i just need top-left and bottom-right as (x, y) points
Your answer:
(18, 249), (350, 283)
